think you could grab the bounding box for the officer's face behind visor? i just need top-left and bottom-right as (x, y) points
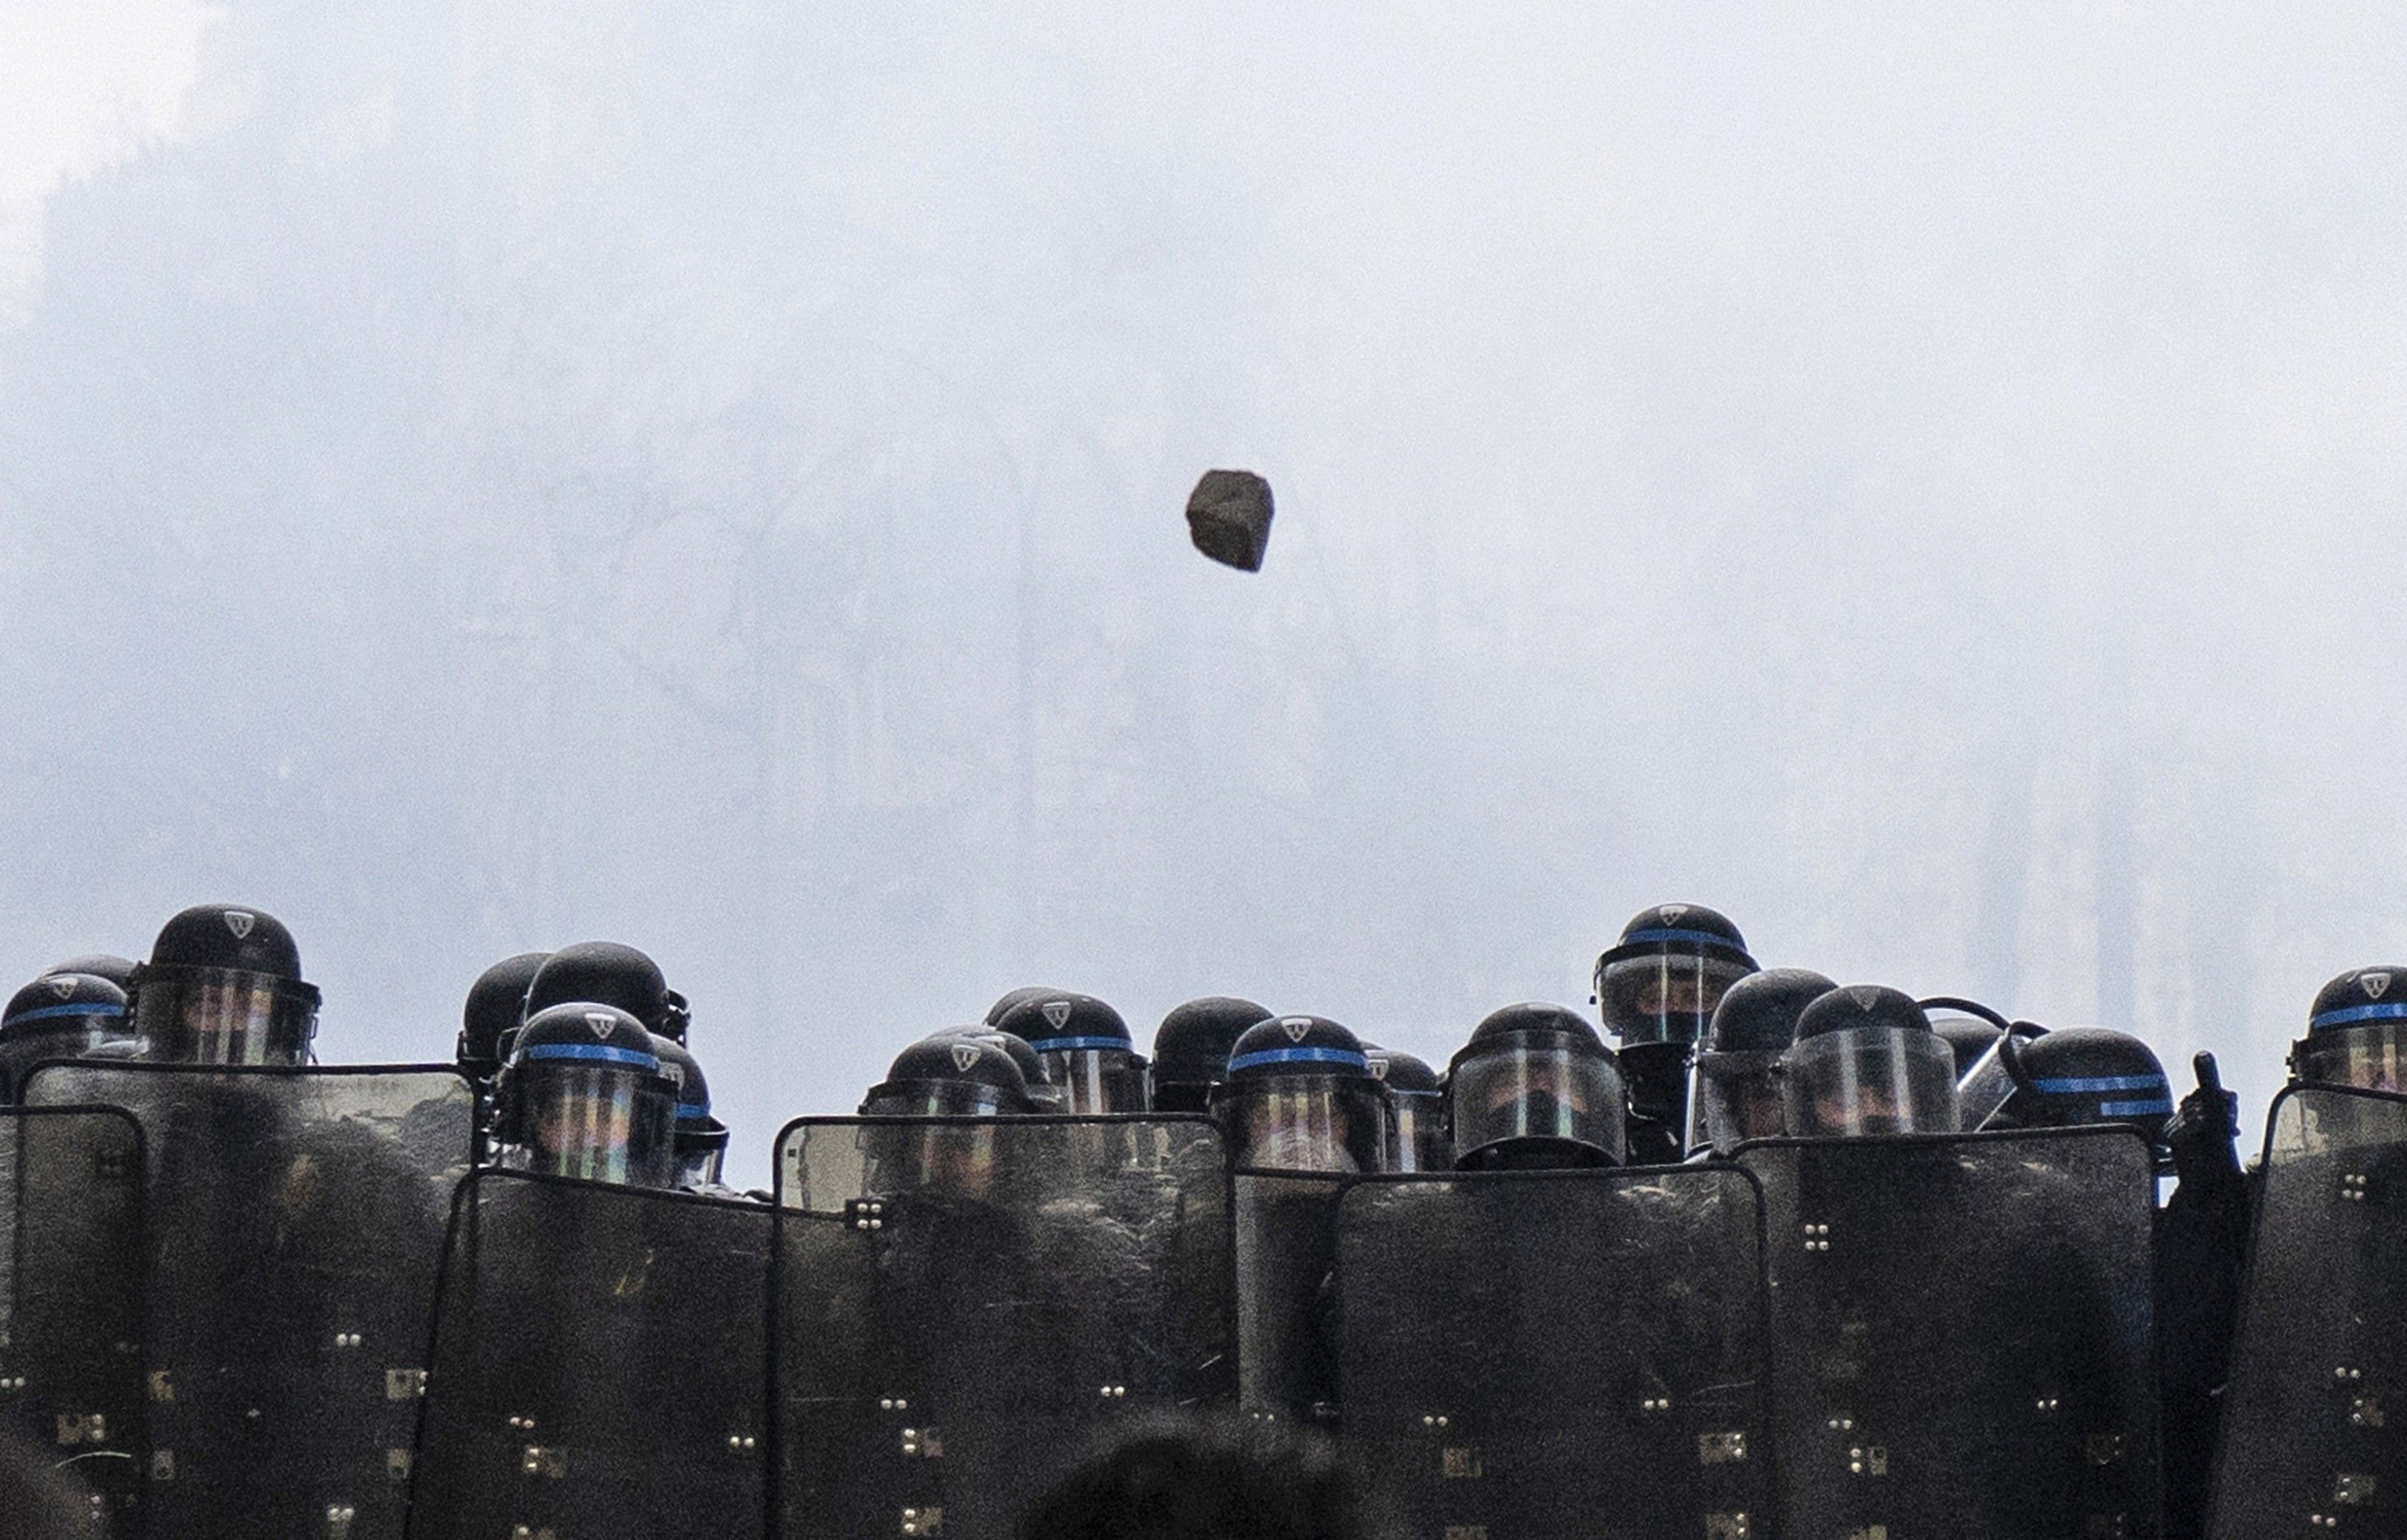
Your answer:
(135, 968), (318, 1067)
(1037, 1046), (1146, 1116)
(1451, 1044), (1626, 1163)
(1232, 1078), (1377, 1174)
(1599, 954), (1754, 1048)
(1687, 1052), (1787, 1154)
(1784, 1029), (1958, 1138)
(520, 1060), (676, 1185)
(858, 1083), (1023, 1197)
(2295, 1023), (2407, 1094)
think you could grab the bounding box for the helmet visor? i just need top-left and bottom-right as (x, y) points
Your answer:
(1784, 1029), (1958, 1137)
(1956, 1034), (2022, 1131)
(2295, 1023), (2407, 1094)
(863, 1080), (1024, 1119)
(0, 1015), (136, 1099)
(1450, 1042), (1626, 1165)
(1220, 1077), (1381, 1173)
(1036, 1047), (1147, 1115)
(513, 1060), (676, 1185)
(1599, 953), (1755, 1048)
(673, 1123), (730, 1190)
(855, 1118), (1005, 1197)
(133, 967), (318, 1067)
(1384, 1092), (1450, 1173)
(1687, 1050), (1788, 1154)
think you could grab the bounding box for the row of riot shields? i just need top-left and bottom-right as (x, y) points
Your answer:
(0, 1060), (2181, 1540)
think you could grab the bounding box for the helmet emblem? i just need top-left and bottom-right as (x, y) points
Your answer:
(1281, 1017), (1312, 1044)
(2366, 972), (2394, 1000)
(1369, 1057), (1389, 1081)
(950, 1042), (982, 1072)
(1849, 987), (1881, 1011)
(1041, 1000), (1073, 1030)
(223, 910), (255, 940)
(1659, 905), (1689, 925)
(583, 1011), (616, 1039)
(47, 975), (75, 1000)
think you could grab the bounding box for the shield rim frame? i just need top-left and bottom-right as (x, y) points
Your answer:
(765, 1111), (1234, 1540)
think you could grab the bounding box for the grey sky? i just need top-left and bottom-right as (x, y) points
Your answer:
(4, 4), (2404, 1181)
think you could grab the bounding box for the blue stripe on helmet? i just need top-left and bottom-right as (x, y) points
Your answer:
(1618, 928), (1748, 952)
(522, 1042), (660, 1072)
(2, 1002), (127, 1027)
(2311, 1001), (2407, 1030)
(2101, 1097), (2175, 1117)
(676, 1101), (711, 1120)
(2032, 1074), (2169, 1095)
(1030, 1035), (1129, 1052)
(1227, 1045), (1370, 1073)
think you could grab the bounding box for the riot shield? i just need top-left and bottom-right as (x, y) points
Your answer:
(2206, 1084), (2407, 1538)
(1232, 1169), (1350, 1425)
(25, 1062), (473, 1540)
(0, 1106), (147, 1532)
(1735, 1127), (2160, 1540)
(1333, 1167), (1770, 1540)
(771, 1115), (1232, 1540)
(405, 1170), (771, 1540)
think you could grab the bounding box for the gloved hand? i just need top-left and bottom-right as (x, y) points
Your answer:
(2164, 1051), (2241, 1189)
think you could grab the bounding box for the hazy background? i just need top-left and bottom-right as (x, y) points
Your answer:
(6, 2), (2405, 1183)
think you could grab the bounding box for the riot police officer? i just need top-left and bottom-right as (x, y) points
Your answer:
(994, 992), (1147, 1113)
(127, 902), (321, 1065)
(1212, 1015), (1384, 1173)
(650, 1034), (733, 1193)
(523, 942), (686, 1044)
(1957, 1025), (2176, 1147)
(1364, 1046), (1447, 1173)
(1780, 986), (1958, 1137)
(0, 971), (130, 1100)
(1593, 905), (1758, 1164)
(492, 1003), (676, 1186)
(2289, 963), (2407, 1092)
(1447, 1003), (1627, 1170)
(1151, 996), (1272, 1113)
(858, 1035), (1037, 1197)
(1686, 967), (1836, 1155)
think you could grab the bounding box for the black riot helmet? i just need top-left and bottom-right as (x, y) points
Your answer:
(524, 942), (680, 1040)
(1151, 996), (1272, 1113)
(924, 1026), (1063, 1112)
(994, 992), (1147, 1113)
(1448, 1003), (1627, 1171)
(865, 1035), (1037, 1118)
(47, 954), (137, 991)
(1, 973), (132, 1100)
(1210, 1015), (1384, 1173)
(1686, 967), (1835, 1155)
(497, 1003), (677, 1186)
(128, 903), (320, 1066)
(984, 986), (1061, 1027)
(1593, 905), (1759, 1050)
(1921, 996), (2010, 1078)
(649, 1034), (731, 1190)
(1957, 1025), (2174, 1150)
(1783, 986), (1958, 1138)
(1365, 1045), (1448, 1173)
(2289, 966), (2407, 1093)
(458, 952), (550, 1079)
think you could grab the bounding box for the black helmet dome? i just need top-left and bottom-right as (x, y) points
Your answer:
(145, 904), (307, 980)
(1599, 903), (1756, 968)
(1224, 1015), (1370, 1081)
(1365, 1046), (1441, 1096)
(47, 954), (136, 991)
(866, 1033), (1035, 1116)
(1463, 1001), (1606, 1054)
(2010, 1027), (2174, 1142)
(996, 992), (1130, 1052)
(984, 985), (1061, 1027)
(930, 1025), (1051, 1092)
(525, 943), (674, 1035)
(3, 972), (128, 1041)
(1153, 997), (1272, 1084)
(2309, 967), (2407, 1033)
(514, 1002), (662, 1068)
(1793, 985), (1933, 1040)
(460, 951), (550, 1071)
(1703, 969), (1837, 1055)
